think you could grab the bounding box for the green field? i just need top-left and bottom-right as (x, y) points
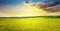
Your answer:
(0, 16), (60, 31)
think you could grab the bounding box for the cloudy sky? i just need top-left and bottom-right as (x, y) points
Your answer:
(0, 0), (60, 17)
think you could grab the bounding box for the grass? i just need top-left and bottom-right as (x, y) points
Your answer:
(0, 16), (60, 31)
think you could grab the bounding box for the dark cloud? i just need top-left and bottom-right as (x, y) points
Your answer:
(35, 0), (60, 12)
(44, 0), (60, 6)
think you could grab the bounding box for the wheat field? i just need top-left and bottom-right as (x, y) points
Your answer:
(0, 16), (60, 31)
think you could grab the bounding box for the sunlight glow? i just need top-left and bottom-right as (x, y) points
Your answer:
(0, 2), (47, 17)
(21, 2), (47, 17)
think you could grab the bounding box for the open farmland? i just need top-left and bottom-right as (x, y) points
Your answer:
(0, 16), (60, 31)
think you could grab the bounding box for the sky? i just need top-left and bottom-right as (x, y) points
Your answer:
(0, 0), (60, 17)
(0, 0), (60, 5)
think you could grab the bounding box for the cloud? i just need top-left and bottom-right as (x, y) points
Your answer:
(35, 0), (60, 12)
